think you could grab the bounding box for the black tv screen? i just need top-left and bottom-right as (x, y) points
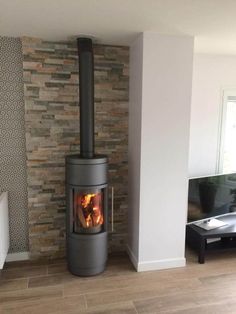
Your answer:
(187, 173), (236, 223)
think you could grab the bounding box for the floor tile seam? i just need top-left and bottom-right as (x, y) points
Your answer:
(132, 301), (139, 314)
(83, 294), (87, 309)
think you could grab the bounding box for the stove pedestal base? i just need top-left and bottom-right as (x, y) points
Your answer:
(67, 231), (108, 276)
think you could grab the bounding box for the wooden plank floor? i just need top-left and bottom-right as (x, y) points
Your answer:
(1, 248), (236, 313)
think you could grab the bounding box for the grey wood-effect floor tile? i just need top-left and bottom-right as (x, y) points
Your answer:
(84, 277), (202, 308)
(47, 261), (68, 274)
(0, 278), (28, 292)
(134, 284), (236, 313)
(64, 266), (197, 297)
(28, 272), (75, 288)
(1, 265), (47, 280)
(0, 294), (85, 314)
(0, 285), (63, 305)
(68, 301), (137, 314)
(168, 301), (236, 314)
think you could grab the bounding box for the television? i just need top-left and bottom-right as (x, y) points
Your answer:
(187, 173), (236, 223)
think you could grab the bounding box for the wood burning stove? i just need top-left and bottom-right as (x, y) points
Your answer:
(66, 38), (108, 276)
(66, 156), (108, 276)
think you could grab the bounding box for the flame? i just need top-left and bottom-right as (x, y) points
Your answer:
(86, 214), (92, 227)
(81, 194), (96, 208)
(96, 214), (102, 224)
(76, 192), (103, 229)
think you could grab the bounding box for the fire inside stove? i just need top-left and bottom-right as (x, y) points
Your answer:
(73, 190), (104, 234)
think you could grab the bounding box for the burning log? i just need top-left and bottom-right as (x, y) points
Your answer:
(77, 205), (88, 228)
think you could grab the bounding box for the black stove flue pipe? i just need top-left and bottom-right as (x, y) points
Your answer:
(77, 38), (94, 158)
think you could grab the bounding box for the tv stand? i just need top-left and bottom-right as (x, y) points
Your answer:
(186, 214), (236, 263)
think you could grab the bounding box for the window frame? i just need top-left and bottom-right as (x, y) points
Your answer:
(217, 89), (236, 174)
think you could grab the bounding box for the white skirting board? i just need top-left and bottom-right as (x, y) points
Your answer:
(0, 192), (9, 269)
(126, 245), (186, 272)
(6, 251), (30, 262)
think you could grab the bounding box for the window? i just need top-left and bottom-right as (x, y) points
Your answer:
(218, 90), (236, 174)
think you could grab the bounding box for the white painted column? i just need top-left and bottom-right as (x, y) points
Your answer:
(128, 32), (194, 271)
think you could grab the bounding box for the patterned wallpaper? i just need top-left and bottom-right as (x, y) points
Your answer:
(0, 37), (29, 253)
(22, 37), (129, 259)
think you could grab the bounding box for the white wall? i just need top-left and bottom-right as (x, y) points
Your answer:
(189, 54), (236, 178)
(128, 34), (143, 264)
(128, 32), (194, 271)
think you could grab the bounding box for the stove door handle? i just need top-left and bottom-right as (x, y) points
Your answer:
(111, 186), (114, 232)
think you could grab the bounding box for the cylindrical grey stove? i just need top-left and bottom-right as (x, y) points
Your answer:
(66, 155), (108, 276)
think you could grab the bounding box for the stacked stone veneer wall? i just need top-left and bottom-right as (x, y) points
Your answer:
(22, 37), (129, 259)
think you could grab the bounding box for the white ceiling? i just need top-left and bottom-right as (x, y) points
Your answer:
(1, 0), (236, 54)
